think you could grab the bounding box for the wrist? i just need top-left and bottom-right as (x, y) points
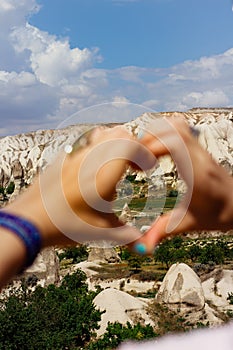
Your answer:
(0, 211), (42, 269)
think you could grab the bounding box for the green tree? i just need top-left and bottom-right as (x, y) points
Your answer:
(119, 248), (145, 273)
(119, 247), (131, 261)
(58, 244), (88, 263)
(188, 244), (202, 262)
(168, 189), (178, 197)
(198, 242), (225, 265)
(128, 254), (143, 273)
(0, 182), (15, 201)
(0, 270), (101, 349)
(6, 181), (15, 195)
(88, 321), (158, 350)
(154, 237), (187, 268)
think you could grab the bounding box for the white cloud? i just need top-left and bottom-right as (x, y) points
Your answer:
(182, 90), (229, 109)
(0, 0), (105, 134)
(1, 0), (233, 136)
(11, 23), (99, 86)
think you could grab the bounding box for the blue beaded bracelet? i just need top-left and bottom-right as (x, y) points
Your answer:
(0, 211), (42, 269)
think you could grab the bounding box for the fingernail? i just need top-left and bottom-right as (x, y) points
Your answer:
(134, 242), (147, 255)
(137, 129), (145, 139)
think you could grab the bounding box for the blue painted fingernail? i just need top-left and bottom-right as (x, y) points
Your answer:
(137, 129), (144, 139)
(134, 243), (147, 255)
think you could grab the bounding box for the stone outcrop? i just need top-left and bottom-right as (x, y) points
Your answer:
(88, 247), (121, 264)
(0, 124), (97, 196)
(23, 247), (60, 287)
(119, 203), (133, 223)
(202, 269), (233, 311)
(94, 288), (153, 336)
(0, 108), (232, 199)
(154, 263), (233, 327)
(128, 108), (233, 190)
(156, 263), (205, 311)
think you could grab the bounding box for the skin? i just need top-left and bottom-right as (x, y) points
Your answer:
(135, 115), (233, 253)
(0, 116), (232, 288)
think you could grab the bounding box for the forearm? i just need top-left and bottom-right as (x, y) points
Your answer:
(0, 227), (27, 289)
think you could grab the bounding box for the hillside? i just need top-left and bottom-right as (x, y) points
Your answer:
(0, 108), (232, 199)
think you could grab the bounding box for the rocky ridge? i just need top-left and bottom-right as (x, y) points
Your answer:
(0, 108), (232, 199)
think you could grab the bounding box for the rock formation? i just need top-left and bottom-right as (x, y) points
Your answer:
(93, 288), (153, 336)
(0, 108), (232, 199)
(156, 263), (205, 311)
(119, 203), (133, 223)
(202, 269), (233, 311)
(23, 247), (60, 287)
(155, 263), (233, 327)
(0, 124), (97, 197)
(88, 246), (121, 264)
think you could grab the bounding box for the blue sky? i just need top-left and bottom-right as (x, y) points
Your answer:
(0, 0), (233, 135)
(32, 0), (233, 68)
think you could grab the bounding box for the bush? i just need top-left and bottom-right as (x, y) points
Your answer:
(87, 322), (158, 349)
(154, 237), (187, 268)
(6, 182), (15, 195)
(188, 244), (202, 262)
(125, 174), (137, 183)
(198, 242), (225, 265)
(168, 190), (178, 197)
(58, 244), (88, 264)
(0, 270), (101, 349)
(138, 270), (165, 282)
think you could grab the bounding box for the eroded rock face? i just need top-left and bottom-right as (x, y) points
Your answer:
(0, 124), (97, 196)
(0, 108), (232, 197)
(128, 108), (233, 190)
(202, 269), (233, 310)
(119, 203), (133, 223)
(23, 247), (60, 287)
(94, 288), (153, 336)
(156, 263), (205, 311)
(88, 247), (121, 264)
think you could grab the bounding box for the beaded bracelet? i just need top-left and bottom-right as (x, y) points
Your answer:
(0, 211), (42, 269)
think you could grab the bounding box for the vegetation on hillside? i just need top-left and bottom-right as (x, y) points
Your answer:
(0, 271), (101, 349)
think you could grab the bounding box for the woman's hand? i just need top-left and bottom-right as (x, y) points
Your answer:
(133, 114), (233, 254)
(6, 126), (155, 248)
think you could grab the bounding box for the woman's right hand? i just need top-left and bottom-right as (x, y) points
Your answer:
(133, 114), (233, 253)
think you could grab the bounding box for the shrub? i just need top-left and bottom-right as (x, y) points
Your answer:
(198, 242), (225, 265)
(188, 244), (202, 262)
(58, 244), (88, 264)
(6, 181), (15, 195)
(168, 190), (178, 197)
(87, 321), (158, 349)
(154, 237), (187, 268)
(138, 270), (164, 282)
(0, 270), (101, 349)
